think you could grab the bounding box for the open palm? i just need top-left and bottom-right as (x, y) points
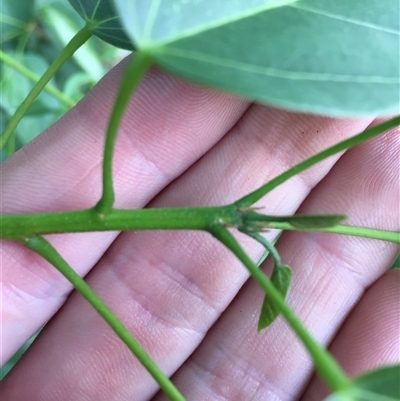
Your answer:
(2, 58), (399, 401)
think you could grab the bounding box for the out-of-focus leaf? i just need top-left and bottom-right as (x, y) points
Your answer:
(17, 111), (63, 146)
(114, 0), (400, 116)
(63, 71), (94, 102)
(1, 52), (61, 115)
(1, 50), (65, 150)
(258, 264), (292, 332)
(390, 254), (400, 270)
(0, 109), (10, 162)
(1, 0), (35, 43)
(68, 0), (133, 50)
(323, 365), (400, 401)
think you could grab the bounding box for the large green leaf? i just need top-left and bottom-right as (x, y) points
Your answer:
(68, 0), (133, 49)
(324, 365), (400, 401)
(114, 0), (400, 116)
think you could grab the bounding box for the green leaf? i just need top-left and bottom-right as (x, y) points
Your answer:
(354, 365), (400, 400)
(258, 264), (292, 332)
(68, 0), (133, 50)
(284, 214), (347, 229)
(323, 365), (400, 401)
(114, 0), (400, 116)
(247, 233), (293, 330)
(63, 71), (94, 102)
(1, 52), (61, 115)
(390, 254), (400, 270)
(0, 0), (35, 43)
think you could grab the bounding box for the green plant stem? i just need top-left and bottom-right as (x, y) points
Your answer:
(0, 206), (236, 240)
(95, 51), (153, 215)
(210, 225), (353, 393)
(0, 49), (76, 108)
(2, 206), (399, 244)
(249, 233), (282, 267)
(236, 116), (400, 207)
(0, 25), (91, 150)
(267, 222), (400, 244)
(23, 236), (186, 401)
(5, 129), (16, 157)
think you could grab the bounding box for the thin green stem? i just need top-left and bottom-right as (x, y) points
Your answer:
(248, 233), (281, 267)
(257, 232), (282, 266)
(236, 116), (400, 207)
(0, 206), (236, 241)
(23, 236), (186, 401)
(0, 49), (76, 108)
(267, 222), (400, 244)
(5, 127), (16, 157)
(95, 52), (153, 215)
(0, 25), (91, 150)
(210, 225), (352, 393)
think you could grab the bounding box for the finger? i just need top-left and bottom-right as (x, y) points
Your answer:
(1, 58), (248, 364)
(2, 103), (373, 400)
(150, 126), (399, 400)
(301, 269), (400, 401)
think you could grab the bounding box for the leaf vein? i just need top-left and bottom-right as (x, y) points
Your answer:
(142, 0), (163, 43)
(157, 48), (399, 83)
(290, 3), (400, 35)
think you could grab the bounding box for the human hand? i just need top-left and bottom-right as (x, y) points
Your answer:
(1, 58), (399, 401)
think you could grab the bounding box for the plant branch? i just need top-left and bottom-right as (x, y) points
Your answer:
(235, 116), (400, 207)
(2, 206), (398, 244)
(210, 225), (352, 393)
(23, 236), (186, 401)
(95, 51), (153, 215)
(267, 222), (400, 244)
(0, 49), (76, 108)
(0, 206), (236, 241)
(0, 25), (91, 150)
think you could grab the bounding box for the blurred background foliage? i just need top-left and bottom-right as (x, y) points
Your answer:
(0, 0), (129, 162)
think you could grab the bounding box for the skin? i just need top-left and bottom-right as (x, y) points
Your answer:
(1, 58), (399, 401)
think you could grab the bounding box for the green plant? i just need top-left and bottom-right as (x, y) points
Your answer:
(1, 1), (399, 400)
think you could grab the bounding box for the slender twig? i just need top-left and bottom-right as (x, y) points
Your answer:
(267, 222), (400, 244)
(23, 236), (186, 401)
(0, 49), (76, 108)
(210, 225), (353, 393)
(95, 52), (153, 215)
(236, 116), (400, 207)
(247, 232), (282, 267)
(0, 25), (92, 149)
